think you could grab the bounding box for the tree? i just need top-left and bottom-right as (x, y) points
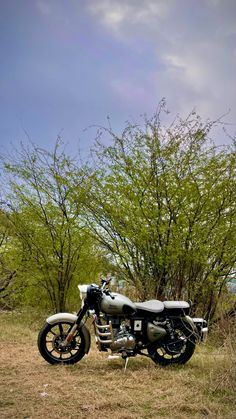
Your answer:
(1, 140), (99, 312)
(84, 104), (236, 318)
(0, 210), (17, 308)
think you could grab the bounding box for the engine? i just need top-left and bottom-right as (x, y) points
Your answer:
(94, 316), (136, 353)
(110, 327), (136, 351)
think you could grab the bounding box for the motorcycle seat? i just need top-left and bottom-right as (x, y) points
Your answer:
(164, 301), (190, 309)
(135, 300), (164, 313)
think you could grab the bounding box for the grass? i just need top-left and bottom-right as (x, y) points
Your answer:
(0, 310), (235, 419)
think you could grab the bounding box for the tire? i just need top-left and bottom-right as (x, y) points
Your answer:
(38, 321), (87, 365)
(148, 321), (196, 366)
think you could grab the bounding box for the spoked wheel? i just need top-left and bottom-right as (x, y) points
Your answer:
(148, 322), (196, 366)
(38, 321), (86, 365)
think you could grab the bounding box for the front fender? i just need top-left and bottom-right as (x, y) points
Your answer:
(46, 312), (91, 354)
(47, 312), (78, 324)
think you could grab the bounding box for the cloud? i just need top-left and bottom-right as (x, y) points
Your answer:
(159, 35), (236, 118)
(87, 0), (236, 126)
(88, 0), (173, 39)
(36, 1), (52, 16)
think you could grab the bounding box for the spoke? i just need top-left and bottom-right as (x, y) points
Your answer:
(49, 348), (57, 356)
(74, 345), (80, 350)
(59, 323), (64, 335)
(49, 330), (56, 336)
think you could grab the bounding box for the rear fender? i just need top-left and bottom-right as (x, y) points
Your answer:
(46, 312), (91, 354)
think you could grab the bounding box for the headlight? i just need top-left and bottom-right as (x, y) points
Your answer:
(78, 284), (88, 301)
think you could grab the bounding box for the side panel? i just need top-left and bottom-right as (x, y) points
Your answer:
(46, 312), (91, 354)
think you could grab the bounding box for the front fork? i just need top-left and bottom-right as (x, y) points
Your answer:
(61, 303), (89, 347)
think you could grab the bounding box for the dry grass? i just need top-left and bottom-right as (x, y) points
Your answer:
(0, 310), (235, 419)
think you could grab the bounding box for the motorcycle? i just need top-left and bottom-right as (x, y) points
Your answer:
(38, 278), (208, 368)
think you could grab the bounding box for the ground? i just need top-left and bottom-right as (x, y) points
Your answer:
(0, 311), (234, 419)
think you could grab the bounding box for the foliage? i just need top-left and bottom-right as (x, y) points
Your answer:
(1, 104), (235, 319)
(84, 104), (236, 318)
(0, 210), (18, 308)
(1, 140), (105, 312)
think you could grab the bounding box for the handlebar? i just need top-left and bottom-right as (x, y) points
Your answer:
(100, 278), (115, 299)
(101, 278), (111, 289)
(104, 289), (115, 300)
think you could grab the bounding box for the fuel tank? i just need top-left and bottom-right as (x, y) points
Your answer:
(100, 293), (137, 315)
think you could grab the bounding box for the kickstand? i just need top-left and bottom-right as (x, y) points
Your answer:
(123, 356), (129, 373)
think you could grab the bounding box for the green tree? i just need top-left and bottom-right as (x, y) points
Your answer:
(0, 210), (17, 308)
(84, 105), (236, 318)
(2, 140), (100, 312)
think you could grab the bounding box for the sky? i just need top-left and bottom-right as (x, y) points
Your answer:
(0, 0), (235, 158)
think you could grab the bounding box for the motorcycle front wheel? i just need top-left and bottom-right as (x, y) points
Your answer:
(148, 322), (196, 366)
(38, 321), (86, 365)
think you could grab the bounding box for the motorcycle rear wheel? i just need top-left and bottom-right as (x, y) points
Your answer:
(38, 321), (86, 365)
(148, 322), (196, 366)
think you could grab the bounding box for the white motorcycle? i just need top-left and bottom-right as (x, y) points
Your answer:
(38, 278), (208, 368)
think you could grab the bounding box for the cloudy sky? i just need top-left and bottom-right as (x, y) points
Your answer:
(0, 0), (235, 156)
